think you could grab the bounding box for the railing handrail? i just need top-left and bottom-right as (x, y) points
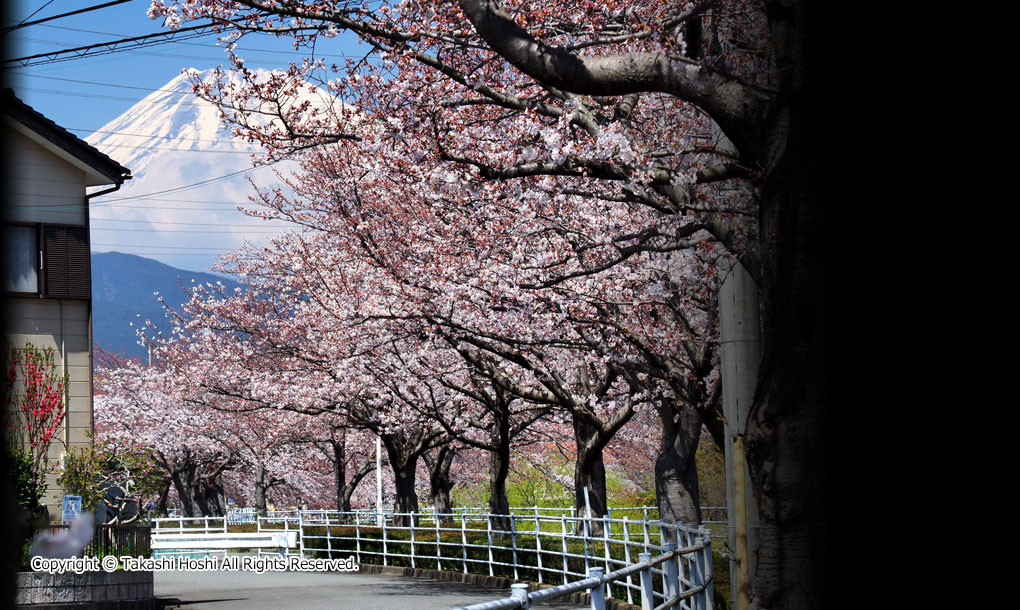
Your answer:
(452, 539), (713, 610)
(148, 507), (715, 610)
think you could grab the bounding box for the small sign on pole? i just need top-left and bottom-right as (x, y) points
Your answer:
(62, 495), (82, 524)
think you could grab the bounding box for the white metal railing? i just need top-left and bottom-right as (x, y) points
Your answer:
(452, 541), (714, 610)
(300, 510), (712, 609)
(151, 514), (304, 558)
(151, 507), (714, 609)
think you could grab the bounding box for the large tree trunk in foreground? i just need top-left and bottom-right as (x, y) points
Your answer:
(655, 402), (703, 534)
(743, 4), (833, 609)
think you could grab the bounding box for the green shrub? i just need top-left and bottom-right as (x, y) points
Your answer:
(7, 446), (46, 513)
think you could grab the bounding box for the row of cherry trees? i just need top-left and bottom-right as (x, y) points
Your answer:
(93, 91), (726, 526)
(139, 1), (830, 607)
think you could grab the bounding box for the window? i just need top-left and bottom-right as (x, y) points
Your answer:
(3, 224), (40, 294)
(3, 223), (90, 299)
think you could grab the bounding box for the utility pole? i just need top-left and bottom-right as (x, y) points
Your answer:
(719, 261), (762, 610)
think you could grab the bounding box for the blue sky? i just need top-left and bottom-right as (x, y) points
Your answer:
(6, 0), (365, 137)
(5, 1), (366, 273)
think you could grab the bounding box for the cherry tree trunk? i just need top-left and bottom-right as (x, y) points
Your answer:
(654, 403), (702, 537)
(170, 463), (197, 517)
(331, 439), (348, 512)
(391, 459), (419, 526)
(485, 413), (513, 532)
(254, 464), (269, 518)
(744, 5), (833, 608)
(573, 420), (608, 536)
(194, 477), (226, 517)
(343, 461), (374, 516)
(426, 446), (456, 523)
(154, 478), (170, 516)
(487, 442), (512, 533)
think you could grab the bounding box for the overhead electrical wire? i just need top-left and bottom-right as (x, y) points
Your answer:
(3, 22), (220, 67)
(8, 0), (55, 29)
(1, 0), (133, 35)
(91, 217), (282, 228)
(29, 21), (354, 60)
(91, 226), (283, 233)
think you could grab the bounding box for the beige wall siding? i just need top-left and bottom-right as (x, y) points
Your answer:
(5, 293), (92, 517)
(4, 129), (88, 226)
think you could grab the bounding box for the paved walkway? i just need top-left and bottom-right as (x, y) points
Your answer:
(156, 568), (587, 609)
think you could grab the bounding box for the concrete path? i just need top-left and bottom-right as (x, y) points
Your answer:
(156, 568), (587, 609)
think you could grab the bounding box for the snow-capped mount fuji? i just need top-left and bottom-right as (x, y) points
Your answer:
(85, 69), (265, 179)
(83, 68), (338, 273)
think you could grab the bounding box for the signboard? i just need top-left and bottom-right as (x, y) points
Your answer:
(61, 495), (82, 524)
(226, 507), (257, 525)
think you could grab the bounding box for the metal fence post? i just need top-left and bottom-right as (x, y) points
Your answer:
(589, 566), (606, 610)
(690, 536), (704, 610)
(642, 516), (651, 553)
(355, 511), (362, 563)
(701, 535), (714, 610)
(382, 514), (388, 567)
(461, 513), (469, 574)
(534, 511), (544, 584)
(410, 512), (417, 568)
(511, 583), (530, 610)
(435, 514), (442, 571)
(663, 542), (679, 609)
(638, 552), (654, 610)
(486, 514), (495, 577)
(622, 517), (634, 606)
(325, 511), (333, 559)
(602, 515), (613, 600)
(676, 524), (688, 607)
(560, 515), (569, 584)
(510, 514), (519, 580)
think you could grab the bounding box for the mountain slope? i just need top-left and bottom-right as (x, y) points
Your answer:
(91, 252), (238, 360)
(83, 68), (337, 273)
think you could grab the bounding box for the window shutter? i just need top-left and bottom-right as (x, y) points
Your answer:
(64, 225), (90, 299)
(42, 225), (67, 297)
(42, 224), (90, 299)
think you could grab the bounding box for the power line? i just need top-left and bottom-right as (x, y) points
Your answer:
(29, 22), (355, 60)
(3, 22), (219, 67)
(95, 161), (288, 203)
(10, 1), (55, 29)
(91, 226), (284, 233)
(93, 243), (235, 250)
(1, 0), (133, 35)
(92, 217), (283, 228)
(76, 126), (247, 144)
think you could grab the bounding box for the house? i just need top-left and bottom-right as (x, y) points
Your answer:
(2, 88), (131, 519)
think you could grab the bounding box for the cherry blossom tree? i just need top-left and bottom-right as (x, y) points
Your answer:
(146, 2), (831, 603)
(95, 360), (237, 517)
